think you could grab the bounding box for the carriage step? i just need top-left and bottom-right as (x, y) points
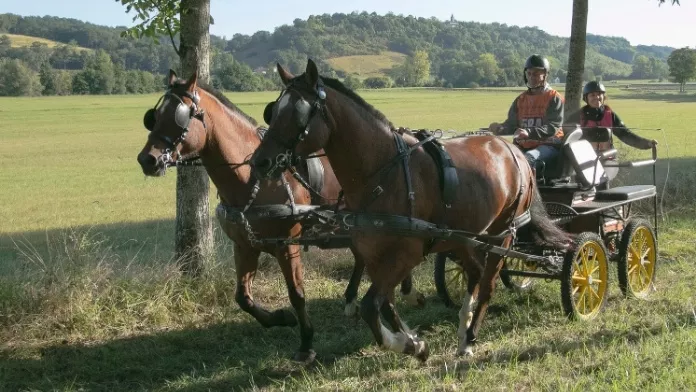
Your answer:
(594, 185), (656, 201)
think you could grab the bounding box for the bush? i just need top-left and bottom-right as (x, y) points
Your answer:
(363, 76), (393, 89)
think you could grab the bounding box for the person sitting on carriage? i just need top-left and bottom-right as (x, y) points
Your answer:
(488, 54), (565, 177)
(567, 81), (658, 150)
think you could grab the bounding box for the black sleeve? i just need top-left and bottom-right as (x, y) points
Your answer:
(612, 112), (653, 150)
(499, 97), (520, 135)
(526, 94), (564, 140)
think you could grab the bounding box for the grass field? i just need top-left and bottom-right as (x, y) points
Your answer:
(1, 88), (696, 391)
(3, 33), (91, 51)
(326, 51), (407, 78)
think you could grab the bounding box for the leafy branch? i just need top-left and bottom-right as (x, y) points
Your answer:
(115, 0), (182, 55)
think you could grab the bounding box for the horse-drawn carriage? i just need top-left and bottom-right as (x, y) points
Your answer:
(434, 125), (659, 320)
(138, 60), (660, 362)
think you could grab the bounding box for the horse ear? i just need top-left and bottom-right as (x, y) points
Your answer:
(186, 67), (198, 91)
(277, 63), (294, 86)
(168, 69), (177, 86)
(305, 58), (319, 88)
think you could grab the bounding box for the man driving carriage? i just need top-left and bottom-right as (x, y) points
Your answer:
(489, 54), (565, 176)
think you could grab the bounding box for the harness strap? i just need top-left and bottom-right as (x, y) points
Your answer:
(360, 132), (435, 212)
(499, 137), (531, 239)
(395, 133), (416, 220)
(280, 173), (297, 216)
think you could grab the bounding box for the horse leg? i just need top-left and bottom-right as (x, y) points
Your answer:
(344, 245), (365, 317)
(459, 237), (511, 357)
(399, 272), (426, 308)
(359, 247), (429, 362)
(453, 246), (484, 356)
(234, 243), (298, 329)
(379, 291), (429, 362)
(275, 244), (316, 362)
(345, 247), (423, 318)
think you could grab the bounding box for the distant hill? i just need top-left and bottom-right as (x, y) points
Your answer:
(0, 12), (677, 88)
(3, 33), (91, 51)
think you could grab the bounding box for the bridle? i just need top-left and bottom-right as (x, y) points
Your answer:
(261, 78), (329, 174)
(143, 86), (207, 164)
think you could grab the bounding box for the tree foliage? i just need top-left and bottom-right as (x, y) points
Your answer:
(0, 9), (683, 94)
(667, 48), (696, 92)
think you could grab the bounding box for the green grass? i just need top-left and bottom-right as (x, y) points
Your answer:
(326, 51), (406, 78)
(2, 33), (91, 51)
(1, 89), (696, 391)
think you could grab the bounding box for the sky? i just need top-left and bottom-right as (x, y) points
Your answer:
(3, 0), (694, 49)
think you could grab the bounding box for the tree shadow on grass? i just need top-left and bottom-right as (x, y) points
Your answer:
(0, 296), (372, 392)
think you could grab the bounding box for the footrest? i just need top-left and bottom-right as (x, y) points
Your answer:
(594, 185), (656, 201)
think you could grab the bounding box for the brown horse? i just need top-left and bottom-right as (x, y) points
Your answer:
(136, 70), (423, 362)
(250, 59), (571, 361)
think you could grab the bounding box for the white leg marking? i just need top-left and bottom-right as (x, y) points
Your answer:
(457, 292), (475, 356)
(344, 299), (358, 317)
(380, 322), (409, 353)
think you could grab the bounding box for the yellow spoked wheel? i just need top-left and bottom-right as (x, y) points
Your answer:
(618, 219), (657, 299)
(561, 232), (609, 320)
(434, 252), (470, 308)
(501, 257), (537, 292)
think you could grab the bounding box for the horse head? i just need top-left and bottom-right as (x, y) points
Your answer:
(137, 69), (208, 176)
(251, 59), (331, 179)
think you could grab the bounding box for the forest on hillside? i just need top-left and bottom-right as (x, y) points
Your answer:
(0, 12), (676, 96)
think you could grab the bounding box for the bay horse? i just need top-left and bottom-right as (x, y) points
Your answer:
(135, 69), (423, 362)
(250, 59), (571, 361)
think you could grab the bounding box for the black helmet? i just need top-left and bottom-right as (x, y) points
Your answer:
(523, 54), (550, 86)
(582, 81), (606, 102)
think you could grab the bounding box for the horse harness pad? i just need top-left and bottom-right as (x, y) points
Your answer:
(414, 130), (459, 208)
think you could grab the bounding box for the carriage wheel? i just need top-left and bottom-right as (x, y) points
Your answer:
(561, 232), (609, 320)
(500, 257), (536, 292)
(618, 219), (657, 299)
(434, 252), (468, 308)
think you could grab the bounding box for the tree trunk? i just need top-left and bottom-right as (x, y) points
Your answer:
(564, 0), (588, 123)
(175, 0), (213, 275)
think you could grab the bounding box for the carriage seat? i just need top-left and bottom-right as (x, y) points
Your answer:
(565, 139), (611, 189)
(540, 126), (583, 182)
(581, 127), (618, 182)
(541, 126), (618, 188)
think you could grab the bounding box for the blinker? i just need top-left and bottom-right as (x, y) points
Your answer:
(295, 99), (312, 128)
(143, 108), (156, 131)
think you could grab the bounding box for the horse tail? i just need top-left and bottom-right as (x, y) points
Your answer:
(527, 185), (574, 250)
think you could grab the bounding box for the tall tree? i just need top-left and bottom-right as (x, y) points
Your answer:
(118, 0), (213, 275)
(667, 48), (696, 93)
(564, 0), (588, 122)
(565, 0), (679, 120)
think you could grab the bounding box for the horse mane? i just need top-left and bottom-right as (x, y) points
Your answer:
(319, 76), (395, 129)
(171, 79), (258, 127)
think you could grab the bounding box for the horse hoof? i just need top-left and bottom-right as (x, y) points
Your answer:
(415, 293), (426, 308)
(402, 290), (426, 308)
(293, 349), (316, 364)
(344, 301), (359, 318)
(456, 346), (474, 357)
(413, 339), (429, 363)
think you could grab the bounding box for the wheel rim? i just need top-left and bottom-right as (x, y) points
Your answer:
(571, 240), (608, 318)
(504, 257), (535, 288)
(444, 260), (467, 305)
(627, 226), (656, 296)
